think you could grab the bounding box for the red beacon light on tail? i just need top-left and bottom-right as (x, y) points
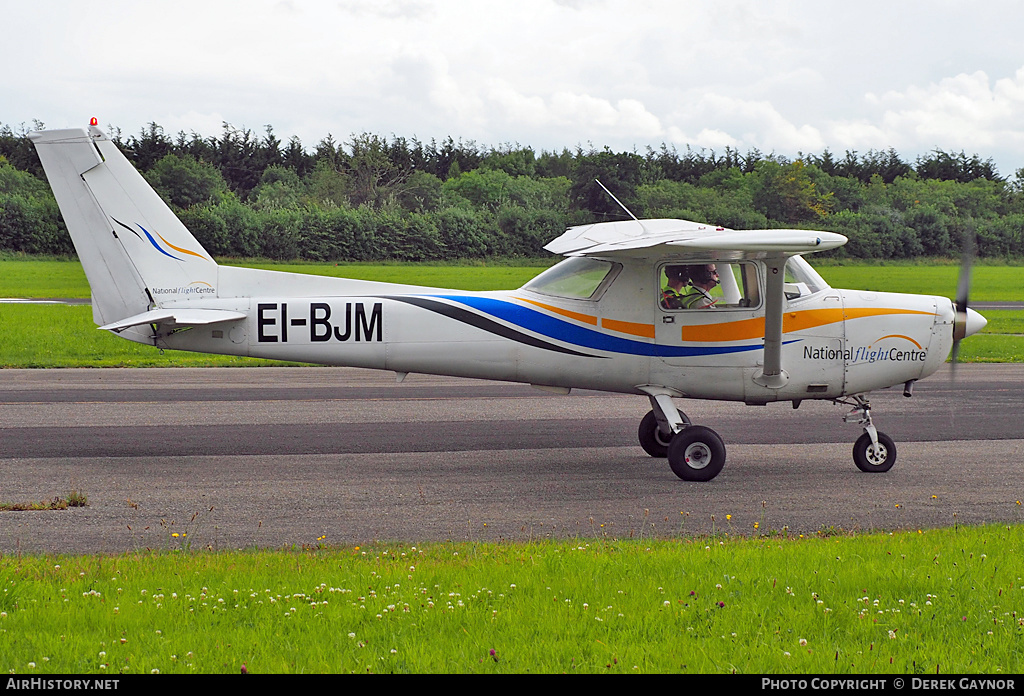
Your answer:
(89, 117), (98, 126)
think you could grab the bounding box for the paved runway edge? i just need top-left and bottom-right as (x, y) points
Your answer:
(1, 365), (1022, 553)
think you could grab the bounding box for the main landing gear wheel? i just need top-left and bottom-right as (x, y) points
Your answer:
(667, 425), (726, 481)
(853, 432), (897, 473)
(638, 409), (691, 458)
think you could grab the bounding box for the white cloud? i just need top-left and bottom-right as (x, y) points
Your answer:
(4, 1), (1024, 173)
(545, 93), (662, 137)
(664, 94), (825, 155)
(854, 68), (1024, 166)
(335, 0), (434, 20)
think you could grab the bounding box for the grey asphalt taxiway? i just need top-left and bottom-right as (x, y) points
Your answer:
(1, 365), (1022, 554)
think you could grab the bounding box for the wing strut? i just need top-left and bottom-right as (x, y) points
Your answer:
(754, 256), (789, 388)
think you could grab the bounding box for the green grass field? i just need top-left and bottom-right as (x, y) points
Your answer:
(0, 304), (307, 368)
(0, 258), (550, 299)
(815, 263), (1023, 302)
(2, 257), (1022, 300)
(2, 526), (1023, 674)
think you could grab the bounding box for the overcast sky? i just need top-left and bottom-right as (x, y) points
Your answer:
(6, 0), (1024, 177)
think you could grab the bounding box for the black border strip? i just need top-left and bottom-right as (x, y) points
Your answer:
(111, 217), (143, 241)
(384, 296), (603, 358)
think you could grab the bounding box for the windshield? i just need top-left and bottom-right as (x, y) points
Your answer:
(523, 257), (620, 300)
(784, 256), (831, 300)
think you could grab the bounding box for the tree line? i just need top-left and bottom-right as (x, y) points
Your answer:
(1, 120), (1022, 261)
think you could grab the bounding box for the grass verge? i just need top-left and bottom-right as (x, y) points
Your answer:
(0, 490), (88, 512)
(1, 525), (1023, 674)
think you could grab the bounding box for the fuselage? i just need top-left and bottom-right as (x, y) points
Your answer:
(156, 256), (958, 404)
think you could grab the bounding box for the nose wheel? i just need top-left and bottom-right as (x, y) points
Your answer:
(853, 431), (896, 472)
(841, 395), (897, 473)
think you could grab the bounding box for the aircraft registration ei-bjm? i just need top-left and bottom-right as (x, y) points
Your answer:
(29, 124), (988, 482)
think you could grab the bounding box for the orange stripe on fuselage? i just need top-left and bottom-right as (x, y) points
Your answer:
(517, 298), (598, 325)
(679, 307), (934, 342)
(600, 317), (656, 339)
(517, 298), (656, 338)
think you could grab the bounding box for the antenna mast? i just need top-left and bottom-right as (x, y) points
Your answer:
(594, 179), (638, 221)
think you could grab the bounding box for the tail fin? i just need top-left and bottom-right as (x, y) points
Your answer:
(29, 126), (218, 340)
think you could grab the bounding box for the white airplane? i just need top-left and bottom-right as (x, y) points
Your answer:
(29, 124), (987, 481)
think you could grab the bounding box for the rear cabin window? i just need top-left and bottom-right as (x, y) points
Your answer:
(524, 257), (620, 300)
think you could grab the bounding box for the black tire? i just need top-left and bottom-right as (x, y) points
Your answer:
(852, 432), (897, 473)
(637, 408), (690, 458)
(667, 425), (726, 481)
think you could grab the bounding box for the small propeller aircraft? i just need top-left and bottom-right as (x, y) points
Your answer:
(29, 124), (987, 481)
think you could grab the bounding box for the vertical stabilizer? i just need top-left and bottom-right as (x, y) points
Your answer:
(29, 127), (218, 337)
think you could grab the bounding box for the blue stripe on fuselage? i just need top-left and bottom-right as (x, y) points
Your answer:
(433, 295), (767, 358)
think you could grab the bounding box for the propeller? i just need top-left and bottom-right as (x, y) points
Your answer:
(951, 231), (982, 372)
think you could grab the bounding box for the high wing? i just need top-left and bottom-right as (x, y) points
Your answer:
(546, 219), (849, 387)
(545, 218), (847, 258)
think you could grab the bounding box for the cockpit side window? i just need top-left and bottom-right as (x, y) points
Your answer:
(524, 257), (620, 300)
(659, 261), (761, 310)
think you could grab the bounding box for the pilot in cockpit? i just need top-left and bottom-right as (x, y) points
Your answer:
(680, 264), (719, 309)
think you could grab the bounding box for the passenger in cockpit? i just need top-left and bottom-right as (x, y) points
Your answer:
(661, 265), (690, 309)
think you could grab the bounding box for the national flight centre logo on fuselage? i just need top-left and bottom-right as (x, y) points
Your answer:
(803, 335), (928, 364)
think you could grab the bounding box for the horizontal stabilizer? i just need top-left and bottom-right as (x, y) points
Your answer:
(99, 308), (246, 333)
